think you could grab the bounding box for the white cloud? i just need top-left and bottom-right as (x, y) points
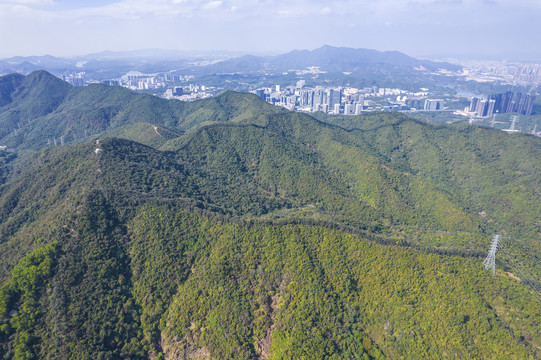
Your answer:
(55, 0), (197, 20)
(3, 0), (55, 4)
(202, 1), (222, 9)
(0, 4), (32, 14)
(0, 0), (540, 57)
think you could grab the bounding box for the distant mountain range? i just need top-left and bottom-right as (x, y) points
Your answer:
(0, 45), (461, 80)
(199, 45), (461, 74)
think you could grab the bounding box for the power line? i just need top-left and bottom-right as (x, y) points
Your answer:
(480, 235), (541, 297)
(497, 242), (541, 293)
(497, 242), (541, 294)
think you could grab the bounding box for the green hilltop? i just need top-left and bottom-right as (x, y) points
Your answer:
(0, 72), (540, 359)
(0, 71), (285, 151)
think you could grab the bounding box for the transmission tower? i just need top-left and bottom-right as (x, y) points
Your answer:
(490, 114), (496, 127)
(483, 234), (501, 275)
(509, 115), (518, 131)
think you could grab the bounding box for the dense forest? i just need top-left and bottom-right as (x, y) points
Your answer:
(0, 72), (540, 359)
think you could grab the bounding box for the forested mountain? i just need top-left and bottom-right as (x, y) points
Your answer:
(0, 71), (285, 151)
(0, 72), (539, 359)
(200, 45), (460, 75)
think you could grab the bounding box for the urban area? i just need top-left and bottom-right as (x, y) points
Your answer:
(60, 61), (539, 120)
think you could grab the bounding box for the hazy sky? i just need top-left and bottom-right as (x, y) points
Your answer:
(0, 0), (540, 59)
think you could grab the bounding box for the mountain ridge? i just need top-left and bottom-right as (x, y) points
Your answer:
(0, 46), (461, 80)
(0, 71), (540, 359)
(197, 45), (461, 75)
(0, 71), (286, 150)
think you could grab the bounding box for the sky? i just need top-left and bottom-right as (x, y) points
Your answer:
(0, 0), (540, 59)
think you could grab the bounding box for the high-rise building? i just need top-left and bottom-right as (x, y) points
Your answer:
(255, 89), (265, 100)
(485, 91), (536, 116)
(513, 93), (522, 113)
(173, 87), (184, 96)
(424, 99), (444, 111)
(307, 91), (314, 107)
(297, 90), (308, 107)
(313, 89), (324, 111)
(514, 93), (535, 116)
(523, 95), (536, 116)
(355, 103), (363, 115)
(500, 92), (513, 113)
(327, 89), (342, 108)
(358, 96), (364, 108)
(478, 99), (488, 116)
(470, 96), (498, 117)
(486, 99), (496, 117)
(487, 93), (502, 113)
(469, 97), (480, 113)
(406, 98), (423, 110)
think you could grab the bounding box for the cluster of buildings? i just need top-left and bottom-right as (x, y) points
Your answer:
(512, 65), (541, 84)
(58, 71), (217, 101)
(60, 71), (196, 91)
(118, 73), (195, 91)
(58, 70), (535, 119)
(253, 84), (443, 115)
(257, 86), (364, 114)
(124, 75), (163, 90)
(461, 61), (541, 86)
(469, 92), (536, 117)
(61, 72), (86, 86)
(163, 84), (218, 101)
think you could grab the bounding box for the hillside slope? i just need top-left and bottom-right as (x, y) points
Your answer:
(0, 77), (540, 359)
(0, 71), (284, 151)
(0, 133), (539, 358)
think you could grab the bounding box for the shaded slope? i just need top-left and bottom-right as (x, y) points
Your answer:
(0, 73), (24, 107)
(0, 71), (71, 141)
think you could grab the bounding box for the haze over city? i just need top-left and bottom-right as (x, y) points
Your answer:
(1, 0), (540, 59)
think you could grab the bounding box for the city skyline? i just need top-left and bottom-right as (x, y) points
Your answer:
(1, 0), (541, 60)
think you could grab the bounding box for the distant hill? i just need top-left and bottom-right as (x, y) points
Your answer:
(0, 73), (539, 359)
(199, 45), (461, 74)
(0, 51), (232, 80)
(84, 49), (243, 60)
(0, 46), (461, 84)
(0, 55), (78, 75)
(0, 71), (285, 151)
